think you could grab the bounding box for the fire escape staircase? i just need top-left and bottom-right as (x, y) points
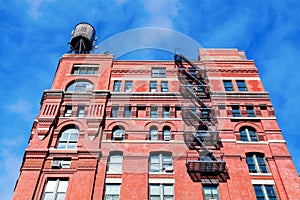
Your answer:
(175, 53), (229, 182)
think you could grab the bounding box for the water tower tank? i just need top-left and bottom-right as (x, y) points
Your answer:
(69, 23), (95, 54)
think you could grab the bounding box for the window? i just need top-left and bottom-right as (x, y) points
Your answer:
(149, 152), (172, 173)
(150, 81), (157, 92)
(163, 126), (171, 141)
(42, 179), (68, 200)
(64, 105), (72, 117)
(52, 158), (71, 169)
(77, 105), (85, 117)
(124, 105), (132, 118)
(104, 184), (120, 200)
(223, 80), (234, 91)
(150, 126), (158, 141)
(150, 106), (158, 118)
(231, 105), (241, 117)
(152, 68), (166, 77)
(240, 127), (258, 142)
(203, 185), (220, 200)
(113, 81), (121, 92)
(57, 128), (79, 149)
(107, 152), (123, 173)
(254, 185), (278, 200)
(111, 106), (119, 118)
(66, 81), (94, 92)
(201, 108), (209, 119)
(124, 81), (132, 92)
(246, 105), (256, 117)
(236, 80), (247, 91)
(161, 81), (168, 92)
(246, 153), (268, 173)
(72, 65), (98, 75)
(112, 126), (125, 140)
(162, 106), (170, 118)
(149, 184), (174, 200)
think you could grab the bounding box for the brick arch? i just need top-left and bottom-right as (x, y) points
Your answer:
(106, 121), (130, 131)
(55, 119), (87, 134)
(64, 78), (95, 91)
(161, 121), (177, 132)
(144, 121), (161, 131)
(233, 121), (263, 134)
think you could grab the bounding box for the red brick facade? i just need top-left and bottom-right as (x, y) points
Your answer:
(13, 49), (300, 199)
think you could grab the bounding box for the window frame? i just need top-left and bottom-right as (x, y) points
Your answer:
(149, 152), (173, 173)
(77, 105), (85, 117)
(64, 105), (72, 117)
(203, 185), (220, 200)
(104, 184), (121, 200)
(111, 106), (119, 118)
(123, 105), (132, 118)
(66, 81), (94, 92)
(162, 106), (170, 118)
(246, 153), (268, 173)
(107, 152), (123, 174)
(71, 64), (98, 75)
(254, 184), (278, 200)
(152, 68), (166, 78)
(42, 179), (68, 200)
(231, 105), (241, 117)
(150, 126), (158, 141)
(236, 80), (248, 91)
(240, 127), (258, 142)
(223, 80), (234, 91)
(113, 80), (122, 92)
(150, 106), (158, 118)
(57, 128), (79, 150)
(149, 184), (174, 200)
(112, 127), (125, 141)
(161, 81), (168, 92)
(246, 105), (256, 117)
(150, 81), (157, 92)
(163, 126), (171, 141)
(124, 81), (132, 92)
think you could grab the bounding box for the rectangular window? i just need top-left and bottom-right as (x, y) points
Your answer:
(161, 81), (168, 92)
(150, 81), (157, 92)
(42, 179), (68, 200)
(64, 105), (72, 117)
(254, 185), (277, 200)
(246, 105), (256, 117)
(231, 105), (241, 117)
(246, 154), (268, 173)
(152, 68), (166, 77)
(124, 105), (132, 118)
(149, 153), (173, 173)
(236, 80), (247, 91)
(111, 106), (119, 118)
(223, 80), (234, 91)
(149, 184), (174, 200)
(107, 153), (123, 173)
(124, 81), (132, 92)
(52, 158), (71, 169)
(113, 81), (121, 92)
(72, 65), (98, 75)
(162, 106), (170, 118)
(104, 184), (121, 200)
(203, 185), (220, 200)
(77, 105), (85, 117)
(150, 106), (158, 118)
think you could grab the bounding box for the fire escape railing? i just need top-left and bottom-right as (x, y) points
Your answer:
(175, 53), (228, 182)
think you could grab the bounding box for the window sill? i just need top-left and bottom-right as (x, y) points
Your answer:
(236, 141), (268, 145)
(249, 173), (272, 176)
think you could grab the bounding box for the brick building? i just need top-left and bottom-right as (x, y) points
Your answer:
(13, 23), (300, 199)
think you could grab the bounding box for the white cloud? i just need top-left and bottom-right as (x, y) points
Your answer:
(26, 0), (55, 20)
(7, 99), (35, 121)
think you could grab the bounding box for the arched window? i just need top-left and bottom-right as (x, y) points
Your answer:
(163, 126), (171, 141)
(112, 126), (125, 140)
(246, 152), (268, 173)
(150, 126), (158, 141)
(107, 151), (123, 173)
(240, 127), (258, 141)
(66, 80), (94, 92)
(57, 128), (79, 149)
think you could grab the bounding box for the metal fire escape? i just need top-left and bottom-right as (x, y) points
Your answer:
(175, 53), (229, 182)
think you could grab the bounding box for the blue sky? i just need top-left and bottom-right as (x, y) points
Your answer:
(1, 0), (300, 199)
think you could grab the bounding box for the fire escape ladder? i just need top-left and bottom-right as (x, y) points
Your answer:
(175, 53), (228, 182)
